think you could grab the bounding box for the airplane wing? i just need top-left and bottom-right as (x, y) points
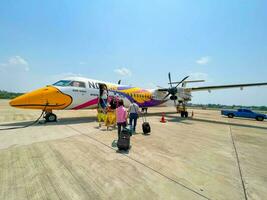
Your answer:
(186, 82), (267, 92)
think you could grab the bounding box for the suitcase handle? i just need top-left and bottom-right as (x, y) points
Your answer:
(141, 112), (147, 123)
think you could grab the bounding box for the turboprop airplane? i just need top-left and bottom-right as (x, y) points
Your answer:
(9, 73), (267, 122)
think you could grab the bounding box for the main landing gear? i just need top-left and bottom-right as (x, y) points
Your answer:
(44, 111), (57, 122)
(142, 107), (148, 114)
(176, 102), (189, 118)
(180, 110), (188, 118)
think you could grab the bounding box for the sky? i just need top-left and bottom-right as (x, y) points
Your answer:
(0, 0), (267, 106)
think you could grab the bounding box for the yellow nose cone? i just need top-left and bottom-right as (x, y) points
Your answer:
(9, 86), (72, 110)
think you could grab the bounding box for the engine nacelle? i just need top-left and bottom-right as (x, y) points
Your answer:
(177, 88), (192, 101)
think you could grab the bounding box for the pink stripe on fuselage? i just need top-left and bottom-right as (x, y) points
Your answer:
(72, 98), (99, 110)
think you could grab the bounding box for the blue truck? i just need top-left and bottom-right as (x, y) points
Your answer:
(221, 109), (266, 121)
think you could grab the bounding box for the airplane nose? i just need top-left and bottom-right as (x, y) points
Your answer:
(9, 86), (72, 110)
(9, 93), (29, 107)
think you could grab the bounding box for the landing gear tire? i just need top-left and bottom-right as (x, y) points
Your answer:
(45, 113), (57, 122)
(256, 116), (264, 121)
(181, 111), (188, 118)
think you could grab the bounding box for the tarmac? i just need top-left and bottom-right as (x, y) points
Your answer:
(0, 99), (266, 200)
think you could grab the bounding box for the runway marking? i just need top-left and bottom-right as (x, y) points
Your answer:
(66, 125), (213, 200)
(228, 124), (248, 200)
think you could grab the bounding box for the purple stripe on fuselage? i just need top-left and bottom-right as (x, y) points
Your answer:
(110, 90), (166, 107)
(137, 99), (167, 107)
(117, 86), (133, 90)
(72, 98), (99, 110)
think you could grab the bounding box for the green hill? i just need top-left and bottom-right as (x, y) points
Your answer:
(0, 90), (24, 99)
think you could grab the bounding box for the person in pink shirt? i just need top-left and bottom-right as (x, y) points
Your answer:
(116, 99), (127, 139)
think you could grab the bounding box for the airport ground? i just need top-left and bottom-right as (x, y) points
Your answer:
(0, 99), (266, 200)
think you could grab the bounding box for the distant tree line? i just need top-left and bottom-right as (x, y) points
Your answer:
(0, 90), (23, 99)
(188, 103), (267, 111)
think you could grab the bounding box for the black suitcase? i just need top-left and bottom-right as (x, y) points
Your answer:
(117, 128), (131, 151)
(142, 122), (151, 134)
(142, 113), (151, 134)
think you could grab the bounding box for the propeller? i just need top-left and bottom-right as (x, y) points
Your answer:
(168, 72), (173, 87)
(159, 73), (189, 106)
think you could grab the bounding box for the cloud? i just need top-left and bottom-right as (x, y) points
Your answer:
(189, 72), (208, 80)
(0, 56), (29, 71)
(50, 72), (83, 81)
(8, 56), (28, 66)
(196, 56), (211, 65)
(114, 67), (132, 76)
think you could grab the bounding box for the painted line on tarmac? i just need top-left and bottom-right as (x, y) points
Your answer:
(228, 124), (248, 200)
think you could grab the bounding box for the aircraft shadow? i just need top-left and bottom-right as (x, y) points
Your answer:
(0, 116), (97, 127)
(144, 111), (178, 117)
(168, 117), (267, 130)
(1, 114), (266, 131)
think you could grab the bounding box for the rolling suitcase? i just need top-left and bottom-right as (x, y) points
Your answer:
(142, 113), (151, 134)
(117, 128), (131, 151)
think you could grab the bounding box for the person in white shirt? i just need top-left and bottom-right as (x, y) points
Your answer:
(128, 102), (140, 133)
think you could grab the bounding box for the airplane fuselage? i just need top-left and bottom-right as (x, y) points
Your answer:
(9, 76), (267, 114)
(9, 77), (168, 111)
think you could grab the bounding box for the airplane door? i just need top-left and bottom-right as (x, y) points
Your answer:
(99, 83), (109, 108)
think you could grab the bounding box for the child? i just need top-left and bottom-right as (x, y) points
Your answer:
(97, 107), (106, 128)
(105, 105), (116, 131)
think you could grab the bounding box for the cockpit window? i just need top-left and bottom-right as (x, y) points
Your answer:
(70, 81), (86, 88)
(53, 80), (72, 86)
(53, 80), (86, 88)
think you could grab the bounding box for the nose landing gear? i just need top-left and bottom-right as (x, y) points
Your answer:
(44, 112), (57, 122)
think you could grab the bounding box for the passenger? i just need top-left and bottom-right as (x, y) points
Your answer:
(109, 96), (117, 110)
(115, 95), (120, 108)
(128, 101), (140, 133)
(105, 104), (116, 131)
(97, 107), (106, 128)
(116, 99), (127, 139)
(100, 86), (108, 109)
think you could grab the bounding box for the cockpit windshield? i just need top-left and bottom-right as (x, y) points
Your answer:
(53, 80), (86, 88)
(53, 80), (72, 87)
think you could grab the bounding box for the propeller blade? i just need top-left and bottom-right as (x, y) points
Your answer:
(168, 72), (173, 87)
(175, 76), (190, 88)
(163, 92), (170, 100)
(158, 88), (169, 92)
